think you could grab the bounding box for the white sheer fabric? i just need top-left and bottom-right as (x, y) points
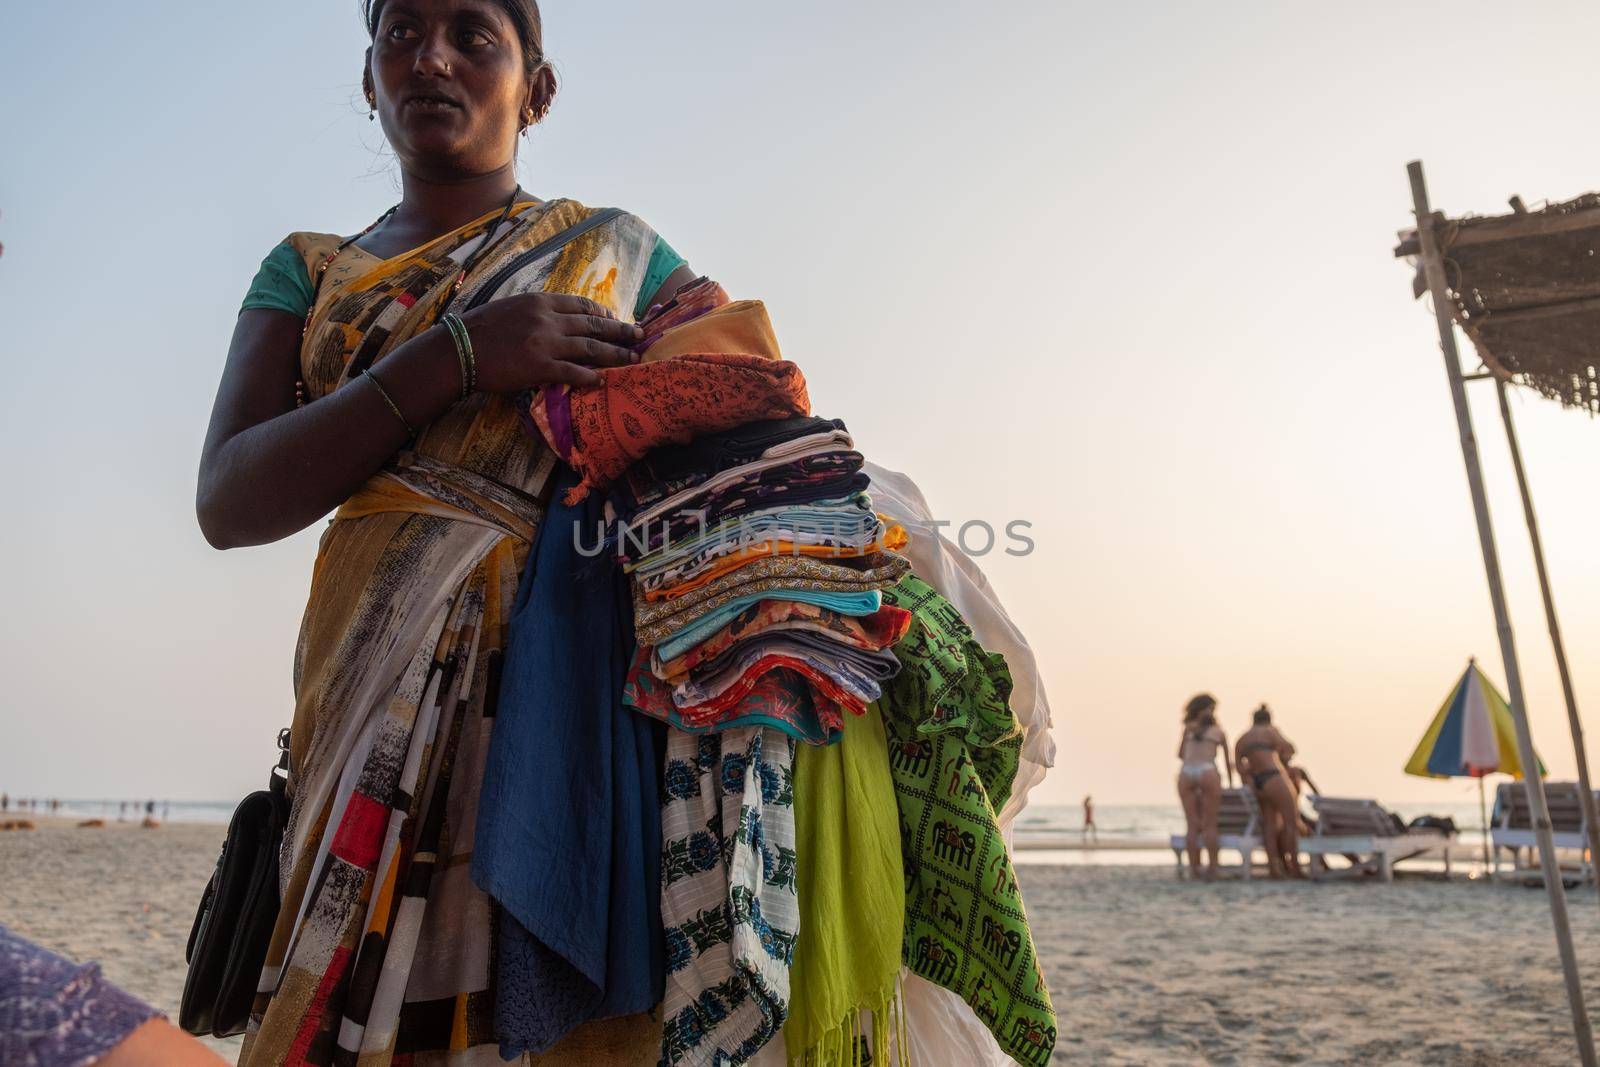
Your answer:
(865, 463), (1055, 1067)
(863, 463), (1056, 830)
(746, 464), (1057, 1067)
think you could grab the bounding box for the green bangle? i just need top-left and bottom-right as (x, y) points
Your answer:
(441, 312), (476, 398)
(363, 368), (415, 437)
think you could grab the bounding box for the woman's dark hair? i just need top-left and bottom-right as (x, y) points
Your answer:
(1183, 693), (1217, 723)
(364, 0), (548, 73)
(1252, 704), (1272, 725)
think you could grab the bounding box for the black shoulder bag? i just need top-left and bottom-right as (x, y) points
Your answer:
(179, 729), (291, 1038)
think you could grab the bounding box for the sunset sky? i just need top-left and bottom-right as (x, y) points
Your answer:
(2, 0), (1597, 810)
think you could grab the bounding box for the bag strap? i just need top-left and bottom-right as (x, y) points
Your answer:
(463, 206), (627, 313)
(271, 728), (290, 801)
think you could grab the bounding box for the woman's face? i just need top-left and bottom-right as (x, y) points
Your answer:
(367, 0), (538, 179)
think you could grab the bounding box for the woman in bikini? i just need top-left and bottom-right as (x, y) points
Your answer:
(1177, 693), (1234, 880)
(1235, 705), (1304, 879)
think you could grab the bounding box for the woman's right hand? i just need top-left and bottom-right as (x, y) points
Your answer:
(200, 295), (641, 550)
(460, 293), (643, 391)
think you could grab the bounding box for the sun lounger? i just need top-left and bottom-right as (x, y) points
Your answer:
(1169, 788), (1263, 879)
(1490, 781), (1594, 883)
(1301, 796), (1453, 881)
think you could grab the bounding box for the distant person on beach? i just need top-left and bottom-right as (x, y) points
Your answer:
(1082, 794), (1098, 843)
(1177, 693), (1235, 880)
(1236, 705), (1303, 878)
(1, 794), (7, 813)
(1287, 764), (1318, 797)
(0, 925), (224, 1065)
(1285, 762), (1319, 834)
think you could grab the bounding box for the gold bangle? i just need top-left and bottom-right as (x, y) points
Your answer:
(363, 368), (415, 437)
(441, 312), (476, 396)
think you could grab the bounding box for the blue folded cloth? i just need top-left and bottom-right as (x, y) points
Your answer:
(472, 469), (664, 1057)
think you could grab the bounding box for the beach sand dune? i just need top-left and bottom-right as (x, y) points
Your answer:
(4, 822), (1598, 1064)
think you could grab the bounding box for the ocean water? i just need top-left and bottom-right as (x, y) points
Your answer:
(1015, 801), (1491, 842)
(3, 799), (239, 825)
(1012, 800), (1499, 867)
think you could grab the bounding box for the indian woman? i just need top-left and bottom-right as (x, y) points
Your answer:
(197, 2), (698, 1062)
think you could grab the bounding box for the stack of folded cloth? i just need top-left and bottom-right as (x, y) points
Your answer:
(527, 278), (914, 745)
(615, 415), (914, 745)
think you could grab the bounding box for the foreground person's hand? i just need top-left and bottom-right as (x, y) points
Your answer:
(461, 293), (642, 391)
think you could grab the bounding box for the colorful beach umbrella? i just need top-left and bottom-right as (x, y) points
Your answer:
(1405, 659), (1545, 871)
(1405, 659), (1545, 781)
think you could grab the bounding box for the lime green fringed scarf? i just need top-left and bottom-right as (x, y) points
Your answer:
(878, 575), (1058, 1067)
(785, 706), (908, 1067)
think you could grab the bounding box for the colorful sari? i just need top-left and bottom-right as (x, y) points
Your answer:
(239, 199), (664, 1067)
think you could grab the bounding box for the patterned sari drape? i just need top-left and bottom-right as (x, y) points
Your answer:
(239, 199), (661, 1067)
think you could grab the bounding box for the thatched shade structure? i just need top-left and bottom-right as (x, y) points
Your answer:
(1403, 162), (1598, 1067)
(1396, 193), (1600, 413)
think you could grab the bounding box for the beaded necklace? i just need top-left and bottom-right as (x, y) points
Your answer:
(294, 189), (529, 407)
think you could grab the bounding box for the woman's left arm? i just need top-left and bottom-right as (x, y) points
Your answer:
(643, 263), (699, 316)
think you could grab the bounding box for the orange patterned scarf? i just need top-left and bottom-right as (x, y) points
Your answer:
(528, 281), (809, 504)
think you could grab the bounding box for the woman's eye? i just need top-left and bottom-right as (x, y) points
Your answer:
(460, 29), (492, 47)
(386, 24), (419, 40)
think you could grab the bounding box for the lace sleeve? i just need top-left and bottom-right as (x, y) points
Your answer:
(0, 925), (162, 1067)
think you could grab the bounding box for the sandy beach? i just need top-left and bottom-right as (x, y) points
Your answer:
(4, 821), (1597, 1065)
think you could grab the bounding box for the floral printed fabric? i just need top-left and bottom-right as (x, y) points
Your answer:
(624, 495), (883, 579)
(653, 591), (885, 665)
(634, 553), (912, 637)
(623, 472), (873, 559)
(877, 575), (1058, 1066)
(622, 495), (881, 579)
(679, 634), (901, 705)
(611, 417), (852, 518)
(628, 658), (853, 746)
(617, 451), (863, 534)
(652, 601), (912, 685)
(658, 728), (800, 1066)
(635, 522), (904, 603)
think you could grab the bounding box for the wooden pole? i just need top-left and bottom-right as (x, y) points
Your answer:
(1479, 776), (1491, 873)
(1494, 378), (1600, 892)
(1408, 159), (1595, 1067)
